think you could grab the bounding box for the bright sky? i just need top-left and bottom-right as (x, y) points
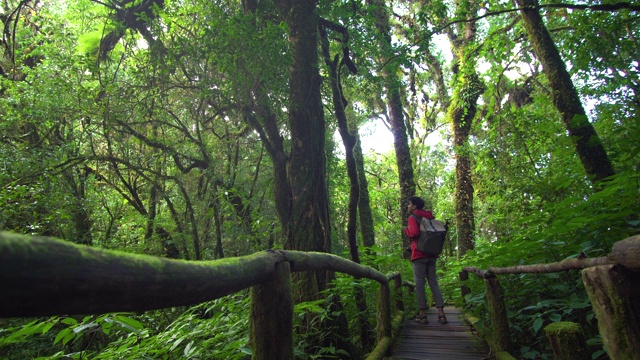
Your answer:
(336, 33), (453, 156)
(336, 119), (446, 157)
(359, 120), (395, 154)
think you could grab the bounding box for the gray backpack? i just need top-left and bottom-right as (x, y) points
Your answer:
(412, 214), (447, 256)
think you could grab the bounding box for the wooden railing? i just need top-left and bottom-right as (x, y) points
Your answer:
(460, 235), (640, 360)
(0, 231), (406, 359)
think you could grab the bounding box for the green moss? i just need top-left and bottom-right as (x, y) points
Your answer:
(1, 230), (255, 270)
(544, 321), (589, 360)
(544, 321), (582, 336)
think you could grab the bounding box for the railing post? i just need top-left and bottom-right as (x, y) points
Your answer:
(582, 264), (640, 360)
(376, 281), (392, 341)
(544, 322), (590, 360)
(460, 270), (470, 301)
(250, 261), (293, 360)
(393, 273), (404, 313)
(355, 280), (374, 351)
(484, 274), (512, 353)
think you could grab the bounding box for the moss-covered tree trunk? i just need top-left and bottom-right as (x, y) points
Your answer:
(274, 2), (357, 356)
(451, 91), (479, 256)
(446, 3), (483, 257)
(367, 0), (416, 254)
(243, 0), (331, 299)
(515, 0), (615, 183)
(274, 0), (331, 300)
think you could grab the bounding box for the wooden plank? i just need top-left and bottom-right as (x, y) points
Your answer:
(389, 307), (487, 360)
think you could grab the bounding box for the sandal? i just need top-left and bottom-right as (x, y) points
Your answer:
(414, 314), (428, 324)
(437, 315), (448, 324)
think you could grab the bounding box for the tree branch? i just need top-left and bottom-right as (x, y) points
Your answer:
(434, 3), (640, 39)
(379, 2), (640, 70)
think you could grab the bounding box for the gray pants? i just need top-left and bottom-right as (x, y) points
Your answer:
(412, 257), (445, 309)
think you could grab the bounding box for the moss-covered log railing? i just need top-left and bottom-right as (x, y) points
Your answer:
(460, 235), (640, 360)
(0, 231), (406, 359)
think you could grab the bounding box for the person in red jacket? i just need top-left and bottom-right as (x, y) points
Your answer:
(404, 196), (447, 324)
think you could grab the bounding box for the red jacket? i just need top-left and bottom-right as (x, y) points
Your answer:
(404, 209), (436, 261)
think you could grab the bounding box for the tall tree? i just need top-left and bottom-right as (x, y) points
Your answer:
(515, 0), (615, 183)
(270, 2), (357, 356)
(367, 0), (416, 253)
(320, 19), (361, 263)
(319, 17), (375, 351)
(445, 0), (484, 256)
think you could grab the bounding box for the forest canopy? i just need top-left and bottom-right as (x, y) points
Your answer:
(1, 0), (639, 359)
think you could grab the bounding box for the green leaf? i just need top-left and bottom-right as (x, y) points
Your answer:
(183, 341), (196, 357)
(76, 31), (103, 55)
(0, 320), (39, 346)
(60, 317), (78, 326)
(54, 328), (72, 345)
(114, 315), (144, 330)
(110, 315), (143, 335)
(169, 337), (185, 352)
(592, 350), (606, 359)
(532, 317), (544, 334)
(41, 320), (57, 334)
(73, 322), (99, 334)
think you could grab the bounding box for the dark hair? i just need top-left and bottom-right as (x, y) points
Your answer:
(407, 196), (425, 209)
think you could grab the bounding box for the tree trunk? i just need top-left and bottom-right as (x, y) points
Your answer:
(439, 0), (486, 257)
(447, 8), (483, 256)
(145, 184), (159, 242)
(277, 4), (357, 356)
(275, 0), (331, 300)
(212, 185), (224, 259)
(454, 135), (476, 256)
(63, 168), (93, 246)
(515, 0), (615, 183)
(177, 182), (201, 260)
(319, 22), (373, 351)
(319, 18), (360, 264)
(354, 138), (376, 249)
(367, 0), (416, 254)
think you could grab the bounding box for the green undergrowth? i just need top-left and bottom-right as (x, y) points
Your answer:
(442, 172), (639, 360)
(1, 292), (252, 360)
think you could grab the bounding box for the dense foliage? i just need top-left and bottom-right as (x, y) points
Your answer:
(1, 0), (638, 359)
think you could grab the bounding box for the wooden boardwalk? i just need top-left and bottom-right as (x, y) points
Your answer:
(388, 306), (487, 360)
